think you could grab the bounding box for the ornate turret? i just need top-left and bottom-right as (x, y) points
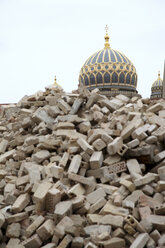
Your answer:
(79, 25), (138, 97)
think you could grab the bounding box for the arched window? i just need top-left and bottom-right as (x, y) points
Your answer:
(84, 75), (89, 85)
(90, 74), (95, 85)
(112, 72), (118, 83)
(119, 73), (124, 84)
(104, 72), (110, 83)
(97, 73), (102, 84)
(131, 75), (135, 85)
(126, 73), (130, 84)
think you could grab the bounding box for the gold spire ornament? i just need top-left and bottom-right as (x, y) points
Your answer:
(104, 24), (110, 49)
(53, 75), (61, 88)
(158, 71), (161, 79)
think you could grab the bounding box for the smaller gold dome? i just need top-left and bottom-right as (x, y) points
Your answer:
(152, 71), (163, 88)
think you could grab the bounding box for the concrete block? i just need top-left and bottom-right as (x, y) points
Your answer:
(150, 229), (161, 243)
(89, 197), (107, 214)
(33, 150), (50, 163)
(25, 215), (45, 238)
(100, 237), (125, 248)
(12, 193), (30, 214)
(101, 133), (113, 144)
(0, 139), (8, 153)
(57, 234), (72, 248)
(77, 138), (94, 155)
(68, 173), (96, 187)
(6, 223), (21, 238)
(54, 200), (72, 220)
(68, 154), (82, 174)
(127, 159), (142, 175)
(7, 212), (28, 224)
(156, 180), (165, 192)
(34, 181), (52, 202)
(87, 214), (124, 228)
(46, 188), (61, 213)
(127, 138), (140, 148)
(120, 178), (136, 192)
(147, 103), (163, 113)
(58, 99), (71, 114)
(68, 183), (85, 197)
(107, 137), (123, 155)
(117, 144), (128, 156)
(21, 234), (42, 248)
(0, 212), (5, 228)
(86, 188), (106, 204)
(50, 164), (64, 178)
(101, 200), (129, 216)
(37, 219), (54, 241)
(71, 237), (84, 248)
(146, 214), (165, 231)
(92, 138), (106, 151)
(158, 166), (165, 180)
(130, 233), (149, 248)
(134, 173), (155, 187)
(59, 152), (69, 168)
(154, 150), (165, 163)
(90, 151), (103, 169)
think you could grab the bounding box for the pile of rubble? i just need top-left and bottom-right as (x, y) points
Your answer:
(1, 85), (165, 248)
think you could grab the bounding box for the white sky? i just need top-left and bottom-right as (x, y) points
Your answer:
(0, 0), (165, 103)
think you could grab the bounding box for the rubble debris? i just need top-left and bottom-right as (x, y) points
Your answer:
(1, 85), (165, 247)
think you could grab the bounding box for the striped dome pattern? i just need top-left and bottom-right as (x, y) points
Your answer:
(79, 29), (138, 96)
(84, 48), (132, 66)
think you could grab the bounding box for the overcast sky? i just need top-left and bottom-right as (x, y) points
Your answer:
(0, 0), (165, 103)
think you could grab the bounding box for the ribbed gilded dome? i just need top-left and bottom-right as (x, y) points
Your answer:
(152, 72), (163, 88)
(79, 26), (138, 97)
(151, 71), (163, 99)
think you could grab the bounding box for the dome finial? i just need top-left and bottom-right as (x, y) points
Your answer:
(53, 75), (61, 88)
(158, 71), (161, 79)
(104, 24), (110, 49)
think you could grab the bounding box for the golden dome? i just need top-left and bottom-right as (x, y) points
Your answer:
(79, 26), (138, 97)
(152, 71), (163, 88)
(151, 71), (163, 99)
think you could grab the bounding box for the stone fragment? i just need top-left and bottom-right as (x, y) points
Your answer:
(146, 214), (165, 231)
(68, 183), (85, 197)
